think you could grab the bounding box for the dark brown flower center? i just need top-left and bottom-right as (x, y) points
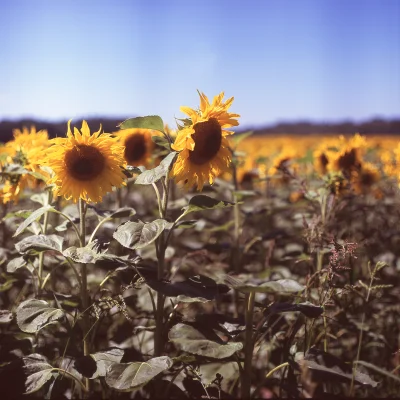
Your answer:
(360, 171), (376, 186)
(188, 118), (222, 165)
(65, 144), (105, 181)
(124, 133), (147, 165)
(338, 148), (360, 172)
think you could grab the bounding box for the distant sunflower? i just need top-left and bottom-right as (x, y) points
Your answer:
(328, 134), (366, 175)
(45, 120), (126, 203)
(171, 91), (240, 190)
(350, 163), (380, 195)
(116, 128), (154, 168)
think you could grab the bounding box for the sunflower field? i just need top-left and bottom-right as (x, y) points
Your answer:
(0, 91), (399, 399)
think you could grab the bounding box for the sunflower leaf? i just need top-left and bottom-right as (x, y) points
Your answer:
(105, 356), (173, 391)
(16, 299), (65, 333)
(7, 256), (31, 273)
(231, 131), (253, 147)
(152, 135), (170, 149)
(15, 234), (64, 254)
(182, 195), (235, 215)
(113, 219), (173, 250)
(0, 354), (55, 397)
(13, 205), (54, 237)
(223, 275), (304, 294)
(118, 115), (165, 134)
(134, 152), (177, 185)
(169, 323), (243, 359)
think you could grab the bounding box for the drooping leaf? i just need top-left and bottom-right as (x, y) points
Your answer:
(88, 205), (136, 219)
(15, 234), (64, 254)
(146, 275), (230, 302)
(355, 360), (400, 384)
(16, 299), (65, 333)
(134, 152), (177, 185)
(223, 275), (304, 294)
(63, 241), (116, 264)
(13, 205), (54, 237)
(297, 347), (378, 387)
(169, 323), (243, 359)
(105, 356), (173, 391)
(30, 193), (50, 206)
(265, 301), (323, 319)
(75, 348), (124, 379)
(113, 219), (172, 250)
(182, 195), (235, 215)
(118, 115), (165, 133)
(23, 354), (54, 394)
(0, 353), (55, 396)
(7, 256), (29, 273)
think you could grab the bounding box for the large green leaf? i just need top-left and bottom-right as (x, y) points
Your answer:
(169, 323), (243, 359)
(16, 299), (65, 333)
(15, 234), (64, 254)
(22, 354), (54, 394)
(105, 356), (173, 391)
(224, 275), (304, 294)
(7, 256), (30, 273)
(182, 195), (235, 216)
(113, 219), (172, 250)
(63, 241), (115, 264)
(13, 205), (54, 237)
(134, 152), (177, 185)
(118, 115), (165, 134)
(152, 135), (170, 149)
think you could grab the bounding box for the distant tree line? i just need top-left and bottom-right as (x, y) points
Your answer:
(0, 117), (399, 143)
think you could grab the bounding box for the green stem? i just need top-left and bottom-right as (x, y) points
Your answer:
(154, 175), (170, 356)
(265, 362), (289, 379)
(78, 199), (90, 393)
(52, 209), (82, 246)
(231, 161), (242, 317)
(37, 191), (52, 292)
(349, 269), (374, 397)
(52, 368), (87, 393)
(88, 216), (111, 244)
(241, 292), (255, 400)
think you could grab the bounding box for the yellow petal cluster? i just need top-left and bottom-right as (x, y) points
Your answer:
(171, 91), (240, 190)
(44, 121), (126, 203)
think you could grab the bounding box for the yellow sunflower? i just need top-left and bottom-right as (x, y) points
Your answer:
(0, 126), (50, 204)
(171, 91), (240, 190)
(350, 162), (380, 195)
(116, 128), (155, 168)
(328, 134), (366, 175)
(44, 120), (126, 203)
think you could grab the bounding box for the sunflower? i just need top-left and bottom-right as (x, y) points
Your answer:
(350, 162), (380, 195)
(116, 128), (154, 168)
(0, 126), (50, 204)
(328, 134), (366, 175)
(171, 91), (240, 190)
(44, 120), (126, 203)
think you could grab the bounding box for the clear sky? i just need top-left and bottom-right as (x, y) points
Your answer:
(0, 0), (399, 128)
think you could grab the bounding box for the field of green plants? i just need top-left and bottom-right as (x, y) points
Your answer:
(0, 92), (399, 399)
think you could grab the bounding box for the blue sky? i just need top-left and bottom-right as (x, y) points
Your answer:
(0, 0), (399, 128)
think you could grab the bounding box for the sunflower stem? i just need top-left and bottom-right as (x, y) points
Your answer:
(154, 175), (170, 356)
(38, 190), (52, 293)
(230, 155), (242, 317)
(241, 292), (255, 400)
(78, 198), (90, 393)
